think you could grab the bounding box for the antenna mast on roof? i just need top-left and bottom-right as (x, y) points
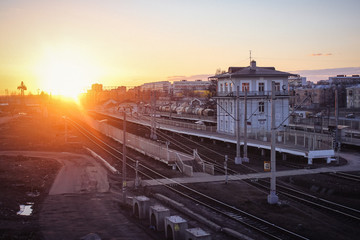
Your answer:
(249, 50), (252, 63)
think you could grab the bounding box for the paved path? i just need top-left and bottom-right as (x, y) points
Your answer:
(142, 151), (360, 186)
(0, 151), (153, 240)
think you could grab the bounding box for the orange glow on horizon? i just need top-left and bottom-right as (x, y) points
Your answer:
(34, 45), (102, 101)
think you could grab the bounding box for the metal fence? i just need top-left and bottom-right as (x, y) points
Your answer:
(243, 128), (333, 150)
(155, 118), (217, 132)
(217, 90), (289, 97)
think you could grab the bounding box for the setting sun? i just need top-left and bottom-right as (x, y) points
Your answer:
(35, 46), (101, 100)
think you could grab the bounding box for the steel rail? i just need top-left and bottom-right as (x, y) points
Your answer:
(68, 116), (309, 240)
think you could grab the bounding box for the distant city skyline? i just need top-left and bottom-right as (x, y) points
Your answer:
(1, 0), (359, 96)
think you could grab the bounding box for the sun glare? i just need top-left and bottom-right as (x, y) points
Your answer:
(36, 46), (101, 101)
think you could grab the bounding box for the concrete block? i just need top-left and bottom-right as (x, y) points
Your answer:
(133, 196), (150, 219)
(185, 228), (211, 240)
(235, 157), (242, 164)
(126, 196), (133, 206)
(149, 205), (170, 231)
(165, 215), (188, 240)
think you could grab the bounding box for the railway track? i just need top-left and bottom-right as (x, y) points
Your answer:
(247, 179), (360, 222)
(167, 184), (308, 240)
(325, 171), (360, 182)
(66, 116), (310, 240)
(92, 111), (259, 176)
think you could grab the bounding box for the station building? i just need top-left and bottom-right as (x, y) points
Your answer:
(212, 60), (296, 136)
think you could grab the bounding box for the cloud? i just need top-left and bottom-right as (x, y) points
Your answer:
(167, 74), (212, 82)
(310, 53), (333, 56)
(167, 75), (186, 79)
(290, 67), (360, 82)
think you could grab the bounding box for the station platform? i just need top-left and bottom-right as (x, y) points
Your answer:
(94, 110), (335, 164)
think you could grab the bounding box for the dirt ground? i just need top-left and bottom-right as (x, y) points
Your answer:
(0, 113), (66, 239)
(1, 110), (360, 240)
(0, 155), (61, 239)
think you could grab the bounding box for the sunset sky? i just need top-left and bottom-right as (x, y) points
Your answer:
(1, 0), (359, 96)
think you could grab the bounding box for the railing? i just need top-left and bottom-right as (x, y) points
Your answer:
(92, 118), (196, 164)
(158, 112), (217, 123)
(292, 116), (360, 131)
(217, 127), (334, 151)
(175, 153), (193, 176)
(193, 149), (214, 175)
(155, 117), (217, 132)
(216, 90), (289, 97)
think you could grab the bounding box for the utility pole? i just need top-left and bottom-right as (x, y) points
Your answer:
(335, 88), (340, 164)
(235, 86), (242, 164)
(166, 141), (170, 163)
(150, 91), (157, 140)
(64, 117), (67, 143)
(224, 155), (228, 184)
(122, 111), (127, 203)
(62, 116), (67, 143)
(243, 88), (249, 162)
(268, 81), (279, 204)
(135, 160), (139, 189)
(17, 81), (27, 97)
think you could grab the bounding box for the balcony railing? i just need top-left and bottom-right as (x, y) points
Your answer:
(216, 90), (289, 97)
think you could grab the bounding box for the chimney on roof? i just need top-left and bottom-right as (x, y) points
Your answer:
(250, 60), (256, 70)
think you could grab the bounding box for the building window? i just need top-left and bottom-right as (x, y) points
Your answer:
(230, 102), (233, 114)
(275, 82), (281, 91)
(242, 83), (249, 92)
(225, 82), (228, 92)
(258, 82), (264, 92)
(230, 83), (233, 92)
(349, 90), (353, 96)
(220, 84), (223, 92)
(258, 101), (265, 113)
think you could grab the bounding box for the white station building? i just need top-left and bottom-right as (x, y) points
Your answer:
(213, 60), (297, 136)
